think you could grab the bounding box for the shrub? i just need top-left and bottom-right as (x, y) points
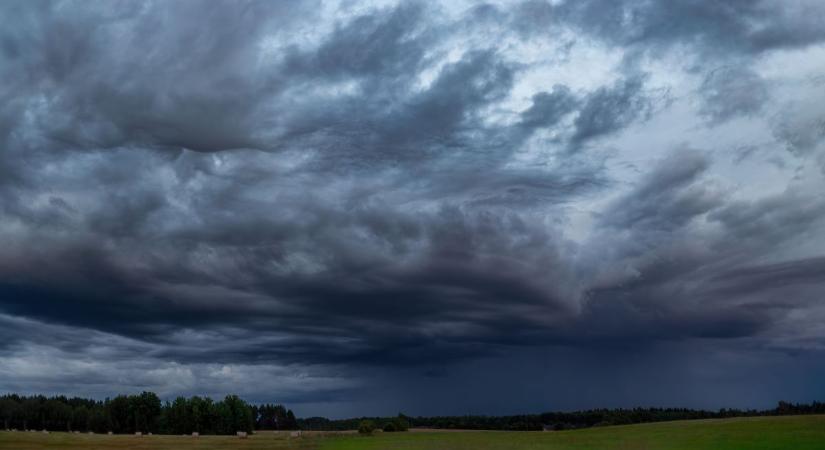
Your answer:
(393, 415), (410, 432)
(358, 420), (375, 435)
(382, 415), (409, 432)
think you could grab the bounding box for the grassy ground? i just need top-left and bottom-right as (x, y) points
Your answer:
(0, 430), (323, 450)
(323, 415), (825, 450)
(2, 415), (824, 450)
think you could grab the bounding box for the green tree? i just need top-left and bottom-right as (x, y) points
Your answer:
(72, 405), (90, 432)
(216, 395), (253, 434)
(130, 391), (161, 433)
(21, 397), (40, 430)
(187, 397), (201, 434)
(166, 397), (189, 434)
(47, 399), (72, 431)
(285, 409), (298, 430)
(0, 398), (18, 430)
(88, 405), (109, 433)
(190, 396), (216, 434)
(107, 395), (130, 433)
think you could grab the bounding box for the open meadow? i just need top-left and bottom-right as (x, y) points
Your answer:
(0, 430), (324, 450)
(2, 415), (824, 450)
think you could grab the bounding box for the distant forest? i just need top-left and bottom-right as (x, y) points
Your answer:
(0, 392), (297, 435)
(2, 393), (824, 434)
(300, 401), (825, 431)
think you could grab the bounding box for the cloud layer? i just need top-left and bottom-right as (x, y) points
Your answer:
(2, 0), (825, 416)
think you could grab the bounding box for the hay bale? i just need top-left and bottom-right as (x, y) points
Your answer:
(107, 431), (113, 435)
(290, 431), (301, 438)
(236, 431), (248, 439)
(135, 431), (142, 437)
(192, 432), (199, 437)
(42, 430), (49, 434)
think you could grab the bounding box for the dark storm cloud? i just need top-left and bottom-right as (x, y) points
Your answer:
(709, 188), (825, 246)
(2, 1), (346, 155)
(707, 256), (825, 299)
(570, 146), (825, 350)
(600, 149), (720, 231)
(1, 0), (825, 413)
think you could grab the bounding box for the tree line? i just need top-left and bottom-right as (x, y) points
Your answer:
(3, 393), (823, 434)
(0, 392), (297, 434)
(299, 401), (825, 431)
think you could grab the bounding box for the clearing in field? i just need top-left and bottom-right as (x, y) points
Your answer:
(2, 415), (824, 450)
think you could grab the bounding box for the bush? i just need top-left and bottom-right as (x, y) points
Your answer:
(382, 415), (409, 432)
(358, 420), (375, 435)
(393, 415), (410, 432)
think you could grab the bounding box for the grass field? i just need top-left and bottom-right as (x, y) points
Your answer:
(323, 415), (825, 450)
(0, 430), (323, 450)
(2, 415), (824, 450)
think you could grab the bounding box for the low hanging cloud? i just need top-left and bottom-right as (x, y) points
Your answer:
(1, 0), (825, 415)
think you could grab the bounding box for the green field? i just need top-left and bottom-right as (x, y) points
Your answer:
(2, 415), (824, 450)
(324, 415), (825, 450)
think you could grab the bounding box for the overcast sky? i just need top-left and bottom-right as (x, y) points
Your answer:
(2, 0), (825, 418)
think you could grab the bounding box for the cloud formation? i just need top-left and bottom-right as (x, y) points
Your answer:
(1, 0), (825, 416)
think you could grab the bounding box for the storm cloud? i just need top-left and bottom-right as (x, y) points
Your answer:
(1, 0), (825, 416)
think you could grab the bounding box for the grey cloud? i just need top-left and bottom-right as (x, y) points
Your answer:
(1, 0), (825, 414)
(572, 146), (825, 350)
(709, 189), (825, 245)
(569, 75), (653, 149)
(601, 149), (721, 231)
(707, 256), (825, 300)
(2, 0), (317, 153)
(699, 66), (770, 123)
(772, 98), (825, 156)
(284, 3), (429, 81)
(519, 85), (579, 131)
(555, 0), (825, 56)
